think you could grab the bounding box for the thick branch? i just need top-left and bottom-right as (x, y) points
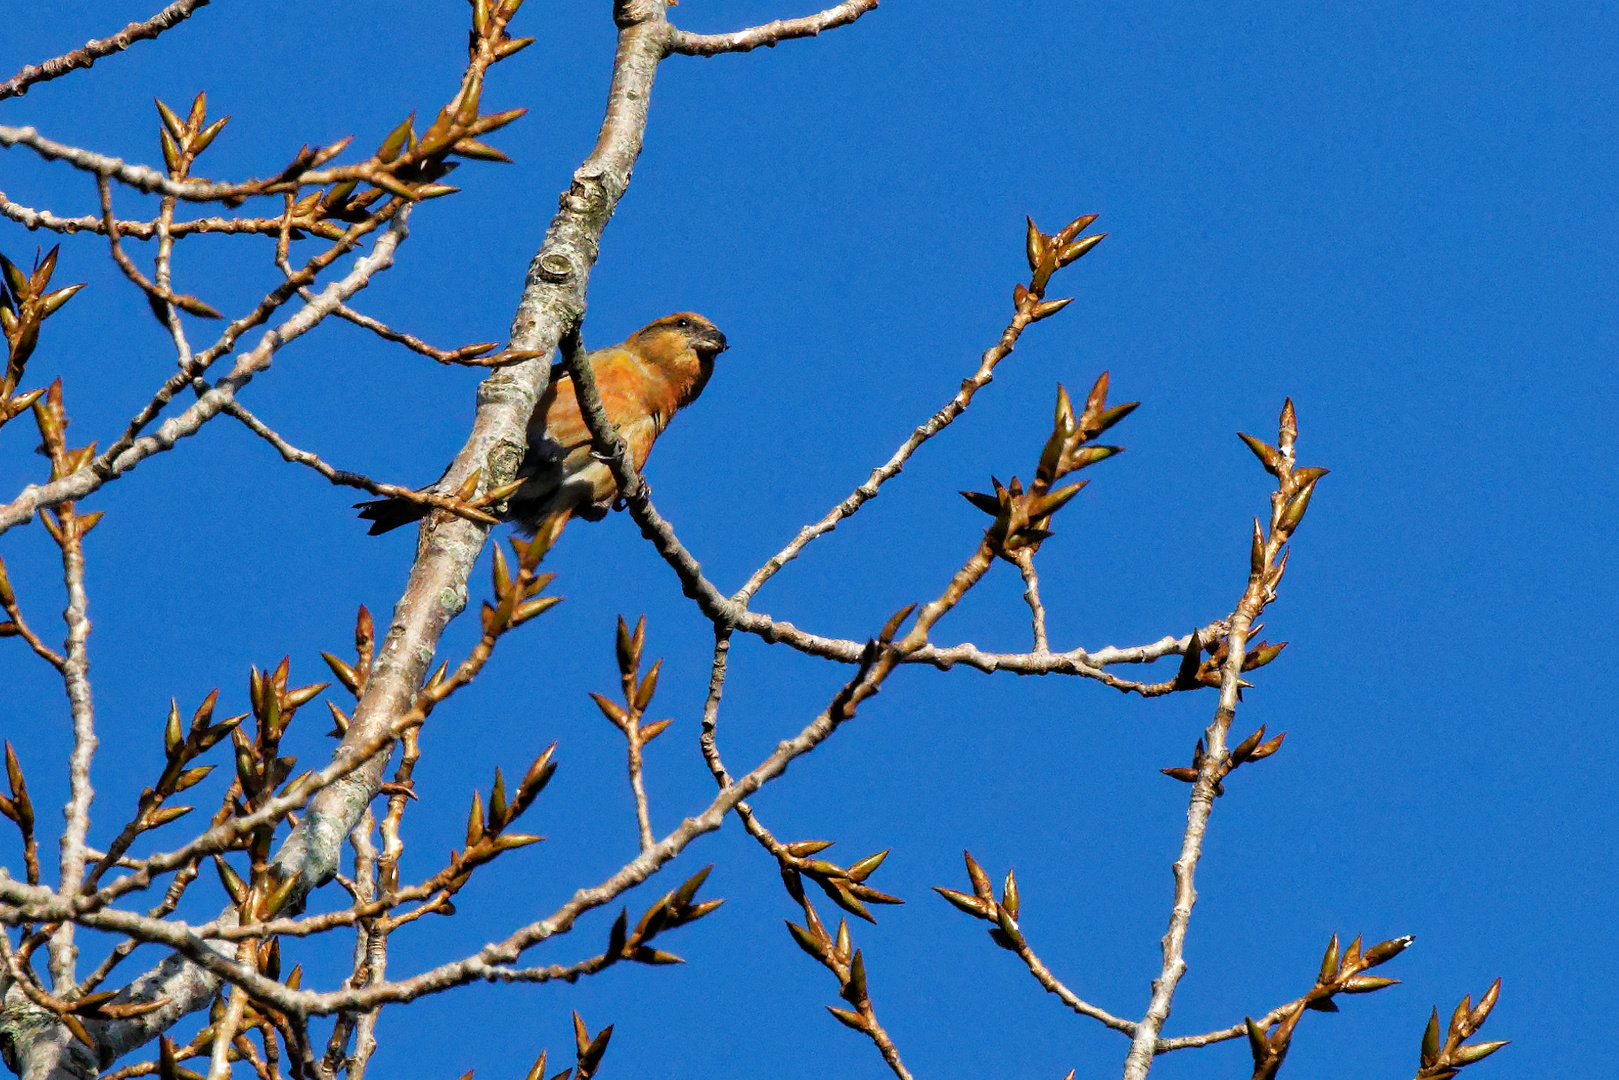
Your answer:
(49, 513), (96, 992)
(262, 0), (676, 964)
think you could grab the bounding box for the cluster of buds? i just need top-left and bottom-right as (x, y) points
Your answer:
(31, 381), (103, 545)
(1416, 980), (1507, 1079)
(479, 516), (563, 640)
(591, 614), (673, 748)
(600, 865), (723, 968)
(1245, 933), (1412, 1078)
(1017, 213), (1106, 318)
(1173, 624), (1288, 691)
(1240, 399), (1329, 600)
(269, 0), (530, 235)
(961, 373), (1137, 558)
(156, 93), (228, 185)
(139, 692), (240, 832)
(0, 744), (37, 886)
(785, 892), (879, 1035)
(1160, 722), (1285, 796)
(320, 604), (377, 731)
(450, 745), (556, 891)
(148, 969), (307, 1080)
(778, 840), (901, 924)
(520, 1012), (613, 1080)
(0, 247), (81, 432)
(212, 659), (327, 922)
(933, 851), (1025, 953)
(150, 94), (230, 319)
(76, 692), (246, 892)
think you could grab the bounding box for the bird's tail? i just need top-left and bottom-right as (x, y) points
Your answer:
(354, 496), (430, 536)
(355, 499), (576, 540)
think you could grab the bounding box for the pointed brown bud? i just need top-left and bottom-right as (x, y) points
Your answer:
(1362, 935), (1413, 968)
(961, 490), (1001, 516)
(1278, 476), (1322, 533)
(826, 1005), (867, 1032)
(878, 603), (916, 645)
(964, 850), (993, 902)
(1450, 1040), (1509, 1066)
(590, 693), (629, 731)
(1025, 216), (1044, 273)
(1468, 978), (1501, 1029)
(321, 652), (360, 695)
(846, 850), (888, 882)
(635, 659), (661, 712)
(1278, 398), (1298, 455)
(466, 791), (485, 847)
(1056, 213), (1099, 245)
(1030, 297), (1073, 321)
(1318, 934), (1340, 984)
(1238, 432), (1283, 475)
(1057, 232), (1106, 266)
(842, 949), (868, 1004)
(1421, 1007), (1441, 1066)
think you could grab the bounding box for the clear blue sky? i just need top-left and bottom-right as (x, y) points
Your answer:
(3, 2), (1614, 1077)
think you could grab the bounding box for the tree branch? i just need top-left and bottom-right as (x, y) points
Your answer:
(667, 0), (879, 57)
(0, 1), (212, 102)
(0, 214), (408, 536)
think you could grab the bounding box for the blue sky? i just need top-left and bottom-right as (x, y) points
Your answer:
(2, 1), (1615, 1077)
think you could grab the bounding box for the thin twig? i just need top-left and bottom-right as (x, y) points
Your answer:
(0, 214), (409, 536)
(1120, 409), (1309, 1079)
(0, 591), (67, 669)
(626, 732), (655, 854)
(0, 1), (212, 101)
(735, 287), (1043, 604)
(1012, 549), (1049, 653)
(667, 0), (880, 56)
(222, 401), (499, 527)
(322, 303), (524, 367)
(0, 192), (348, 239)
(1011, 934), (1137, 1035)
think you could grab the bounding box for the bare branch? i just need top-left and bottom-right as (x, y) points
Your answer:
(0, 213), (409, 536)
(49, 497), (97, 992)
(736, 278), (1048, 604)
(1012, 549), (1049, 653)
(1121, 404), (1320, 1079)
(667, 1), (880, 57)
(223, 400), (500, 527)
(0, 1), (212, 101)
(322, 303), (528, 367)
(262, 0), (677, 933)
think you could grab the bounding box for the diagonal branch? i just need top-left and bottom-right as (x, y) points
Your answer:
(0, 214), (408, 535)
(222, 400), (499, 527)
(667, 0), (879, 57)
(0, 1), (212, 102)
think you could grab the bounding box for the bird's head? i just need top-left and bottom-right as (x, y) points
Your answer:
(633, 312), (728, 364)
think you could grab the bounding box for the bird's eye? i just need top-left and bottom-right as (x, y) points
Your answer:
(676, 318), (690, 328)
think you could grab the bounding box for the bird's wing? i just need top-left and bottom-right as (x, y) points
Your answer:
(510, 365), (660, 527)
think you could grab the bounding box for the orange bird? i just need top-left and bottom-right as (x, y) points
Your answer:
(358, 313), (728, 536)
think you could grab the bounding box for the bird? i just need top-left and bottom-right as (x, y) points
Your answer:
(357, 312), (728, 536)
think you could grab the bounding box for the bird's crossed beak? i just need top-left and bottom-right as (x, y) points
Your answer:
(700, 327), (728, 355)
